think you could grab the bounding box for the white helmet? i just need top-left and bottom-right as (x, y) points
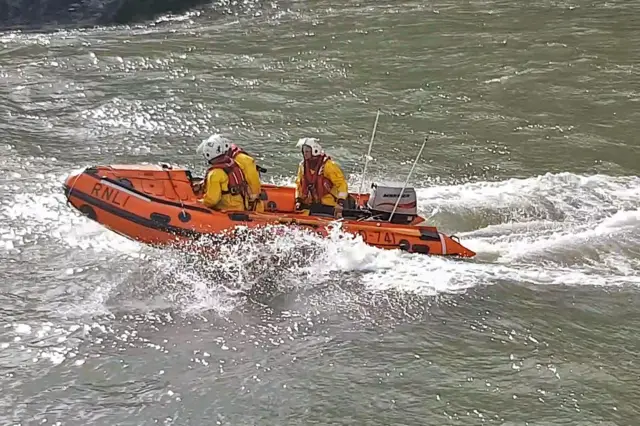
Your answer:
(196, 134), (231, 162)
(296, 137), (323, 156)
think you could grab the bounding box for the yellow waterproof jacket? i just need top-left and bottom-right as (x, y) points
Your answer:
(233, 151), (264, 212)
(201, 168), (247, 211)
(295, 158), (348, 207)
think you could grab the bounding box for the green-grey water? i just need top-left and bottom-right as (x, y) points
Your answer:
(1, 1), (639, 424)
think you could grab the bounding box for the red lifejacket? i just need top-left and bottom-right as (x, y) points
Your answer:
(229, 143), (267, 175)
(300, 155), (334, 203)
(228, 144), (247, 159)
(205, 155), (250, 202)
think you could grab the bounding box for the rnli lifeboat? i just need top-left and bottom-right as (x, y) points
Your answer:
(62, 163), (476, 258)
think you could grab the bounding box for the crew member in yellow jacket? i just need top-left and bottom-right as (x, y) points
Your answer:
(294, 137), (349, 218)
(225, 139), (264, 212)
(196, 135), (251, 211)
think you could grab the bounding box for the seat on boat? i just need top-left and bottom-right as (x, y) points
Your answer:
(306, 195), (370, 219)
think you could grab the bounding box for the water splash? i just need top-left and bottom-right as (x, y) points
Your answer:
(1, 166), (639, 318)
(2, 165), (640, 373)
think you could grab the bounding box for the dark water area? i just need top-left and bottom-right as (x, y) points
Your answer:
(0, 0), (247, 31)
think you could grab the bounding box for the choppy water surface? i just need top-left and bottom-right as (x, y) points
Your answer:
(1, 0), (639, 424)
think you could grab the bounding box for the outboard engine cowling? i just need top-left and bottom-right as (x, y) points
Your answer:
(366, 184), (418, 224)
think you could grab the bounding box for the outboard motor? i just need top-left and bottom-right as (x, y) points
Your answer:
(366, 183), (418, 224)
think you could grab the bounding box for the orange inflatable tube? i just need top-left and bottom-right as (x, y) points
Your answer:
(62, 164), (476, 258)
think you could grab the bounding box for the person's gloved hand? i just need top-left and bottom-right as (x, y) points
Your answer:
(247, 194), (259, 210)
(334, 199), (345, 219)
(192, 181), (204, 196)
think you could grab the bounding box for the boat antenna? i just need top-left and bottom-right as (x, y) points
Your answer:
(356, 109), (381, 205)
(388, 136), (428, 223)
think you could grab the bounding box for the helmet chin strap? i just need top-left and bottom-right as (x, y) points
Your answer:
(306, 156), (320, 168)
(208, 153), (225, 164)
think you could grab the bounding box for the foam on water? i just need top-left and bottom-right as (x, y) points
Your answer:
(142, 225), (331, 315)
(433, 174), (640, 270)
(1, 159), (639, 324)
(418, 172), (640, 222)
(1, 153), (639, 371)
(0, 321), (90, 369)
(296, 172), (640, 295)
(0, 170), (145, 257)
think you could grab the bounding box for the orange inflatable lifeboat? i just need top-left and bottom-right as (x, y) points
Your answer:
(62, 163), (475, 258)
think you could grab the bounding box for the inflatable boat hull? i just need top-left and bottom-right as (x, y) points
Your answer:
(62, 164), (476, 258)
